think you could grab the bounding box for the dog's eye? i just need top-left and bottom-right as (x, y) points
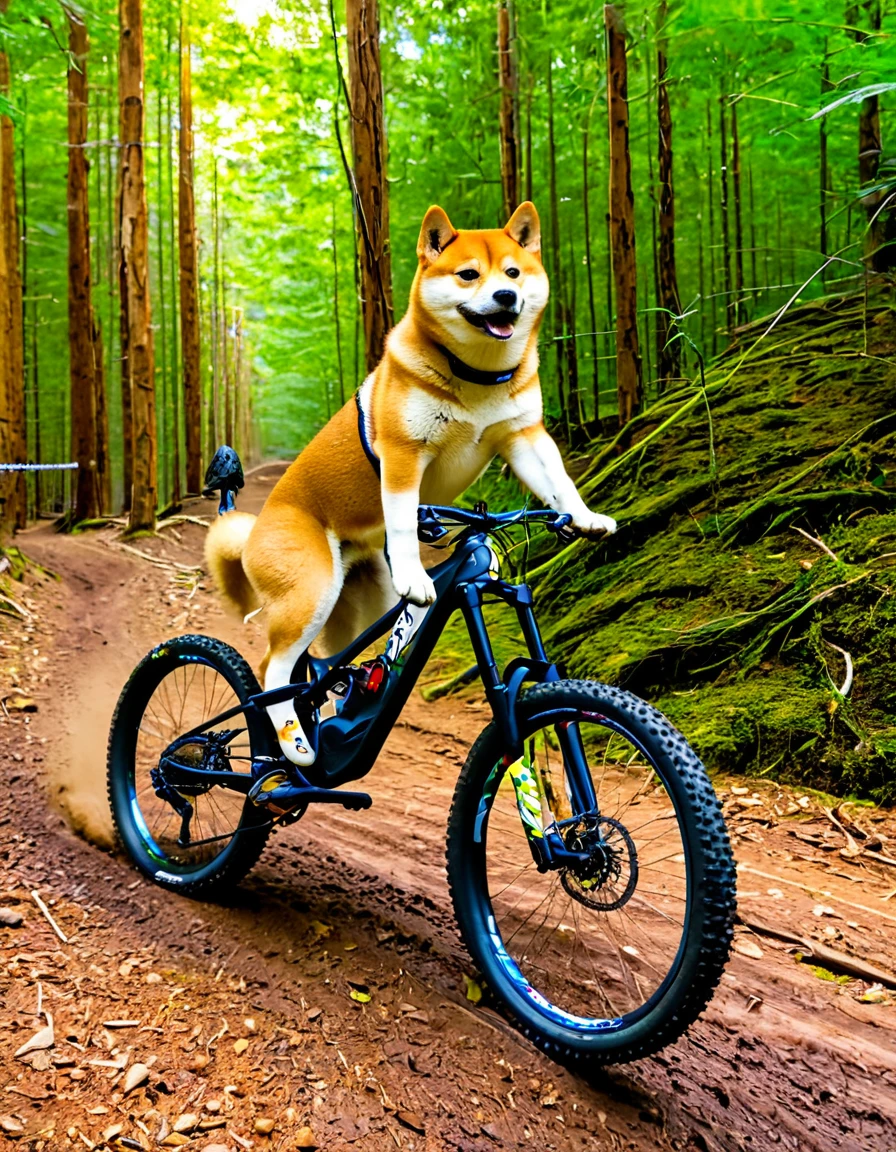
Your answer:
(457, 269), (479, 282)
(506, 267), (520, 279)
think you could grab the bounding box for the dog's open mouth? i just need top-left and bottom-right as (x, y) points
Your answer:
(458, 306), (519, 340)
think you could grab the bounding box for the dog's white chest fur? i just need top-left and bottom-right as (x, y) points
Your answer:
(402, 382), (541, 504)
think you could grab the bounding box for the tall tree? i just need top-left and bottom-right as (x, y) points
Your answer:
(582, 93), (600, 418)
(497, 0), (520, 222)
(718, 89), (734, 334)
(66, 7), (103, 523)
(0, 0), (25, 533)
(346, 0), (393, 374)
(178, 10), (201, 493)
(730, 97), (745, 325)
(851, 0), (886, 268)
(655, 0), (681, 388)
(819, 44), (832, 269)
(546, 57), (567, 422)
(605, 4), (641, 426)
(118, 0), (157, 532)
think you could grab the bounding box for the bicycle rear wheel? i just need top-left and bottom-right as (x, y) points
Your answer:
(447, 679), (735, 1065)
(107, 634), (273, 896)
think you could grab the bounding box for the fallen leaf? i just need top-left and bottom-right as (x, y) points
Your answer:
(15, 1017), (54, 1058)
(123, 1064), (150, 1094)
(309, 920), (332, 939)
(233, 1038), (249, 1055)
(349, 989), (371, 1003)
(732, 936), (764, 960)
(6, 695), (36, 712)
(172, 1113), (198, 1134)
(463, 974), (482, 1004)
(0, 1116), (24, 1135)
(396, 1110), (425, 1135)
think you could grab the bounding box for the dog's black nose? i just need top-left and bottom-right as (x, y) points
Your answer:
(492, 289), (518, 310)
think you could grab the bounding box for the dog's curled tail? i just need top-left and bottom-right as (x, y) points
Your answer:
(204, 511), (261, 620)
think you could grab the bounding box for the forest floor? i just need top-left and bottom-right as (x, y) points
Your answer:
(2, 465), (896, 1152)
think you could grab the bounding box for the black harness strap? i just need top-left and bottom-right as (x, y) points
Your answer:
(355, 390), (381, 478)
(434, 343), (520, 387)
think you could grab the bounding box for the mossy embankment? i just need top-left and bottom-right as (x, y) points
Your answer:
(428, 291), (896, 803)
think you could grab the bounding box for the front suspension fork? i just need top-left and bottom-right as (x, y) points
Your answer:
(506, 743), (598, 873)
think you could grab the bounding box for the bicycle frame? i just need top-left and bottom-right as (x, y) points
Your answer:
(166, 514), (598, 818)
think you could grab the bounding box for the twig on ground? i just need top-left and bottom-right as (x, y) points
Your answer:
(823, 640), (854, 697)
(792, 525), (839, 562)
(737, 912), (896, 988)
(30, 890), (68, 943)
(0, 592), (32, 619)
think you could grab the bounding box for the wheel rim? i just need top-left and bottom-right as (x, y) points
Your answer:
(128, 660), (254, 874)
(476, 713), (691, 1031)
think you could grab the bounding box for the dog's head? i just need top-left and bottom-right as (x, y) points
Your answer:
(412, 203), (549, 365)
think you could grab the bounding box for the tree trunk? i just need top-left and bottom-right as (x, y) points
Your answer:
(497, 0), (520, 222)
(66, 8), (102, 523)
(582, 94), (600, 420)
(346, 0), (393, 374)
(855, 1), (886, 268)
(731, 98), (745, 325)
(655, 0), (681, 389)
(718, 90), (734, 335)
(705, 100), (717, 356)
(605, 4), (641, 427)
(166, 16), (180, 505)
(0, 0), (26, 534)
(546, 57), (567, 423)
(118, 0), (157, 532)
(819, 43), (832, 271)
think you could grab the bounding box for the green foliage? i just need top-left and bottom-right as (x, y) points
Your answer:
(5, 0), (896, 495)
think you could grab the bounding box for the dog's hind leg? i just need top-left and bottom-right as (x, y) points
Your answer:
(318, 552), (398, 659)
(243, 509), (344, 767)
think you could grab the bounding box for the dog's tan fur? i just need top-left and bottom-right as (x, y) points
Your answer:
(206, 203), (616, 765)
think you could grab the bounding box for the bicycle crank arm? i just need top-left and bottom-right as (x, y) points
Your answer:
(248, 771), (372, 813)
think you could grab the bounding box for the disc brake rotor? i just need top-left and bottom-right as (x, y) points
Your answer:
(560, 814), (639, 912)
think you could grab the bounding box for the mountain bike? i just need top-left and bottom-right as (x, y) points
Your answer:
(107, 461), (736, 1066)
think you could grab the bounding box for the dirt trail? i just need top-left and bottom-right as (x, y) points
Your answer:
(2, 467), (896, 1152)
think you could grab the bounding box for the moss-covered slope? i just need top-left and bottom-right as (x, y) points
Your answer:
(431, 292), (896, 802)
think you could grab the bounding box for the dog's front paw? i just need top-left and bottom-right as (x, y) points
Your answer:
(392, 568), (437, 607)
(573, 511), (617, 539)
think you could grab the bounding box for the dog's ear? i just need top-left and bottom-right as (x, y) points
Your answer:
(504, 202), (541, 254)
(417, 206), (458, 264)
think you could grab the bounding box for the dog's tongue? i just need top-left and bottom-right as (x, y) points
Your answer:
(484, 318), (514, 339)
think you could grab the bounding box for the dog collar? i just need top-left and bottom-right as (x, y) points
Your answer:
(434, 343), (519, 387)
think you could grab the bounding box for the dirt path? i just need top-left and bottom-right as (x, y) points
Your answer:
(2, 467), (896, 1152)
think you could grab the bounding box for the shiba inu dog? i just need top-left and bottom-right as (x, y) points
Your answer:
(205, 202), (616, 767)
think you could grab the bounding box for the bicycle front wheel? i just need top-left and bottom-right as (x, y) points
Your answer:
(447, 679), (736, 1065)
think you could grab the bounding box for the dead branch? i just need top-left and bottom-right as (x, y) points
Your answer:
(30, 890), (68, 944)
(792, 525), (838, 562)
(737, 912), (896, 989)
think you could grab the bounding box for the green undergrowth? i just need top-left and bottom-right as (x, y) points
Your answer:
(428, 290), (896, 803)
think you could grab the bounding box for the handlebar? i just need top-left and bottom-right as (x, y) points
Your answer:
(417, 503), (578, 545)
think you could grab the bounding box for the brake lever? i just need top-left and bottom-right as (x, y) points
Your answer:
(546, 513), (578, 546)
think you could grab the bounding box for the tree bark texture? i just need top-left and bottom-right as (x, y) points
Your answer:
(497, 0), (520, 222)
(66, 8), (103, 522)
(0, 0), (26, 534)
(118, 0), (157, 532)
(605, 4), (641, 427)
(179, 15), (202, 496)
(655, 0), (681, 389)
(346, 0), (393, 374)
